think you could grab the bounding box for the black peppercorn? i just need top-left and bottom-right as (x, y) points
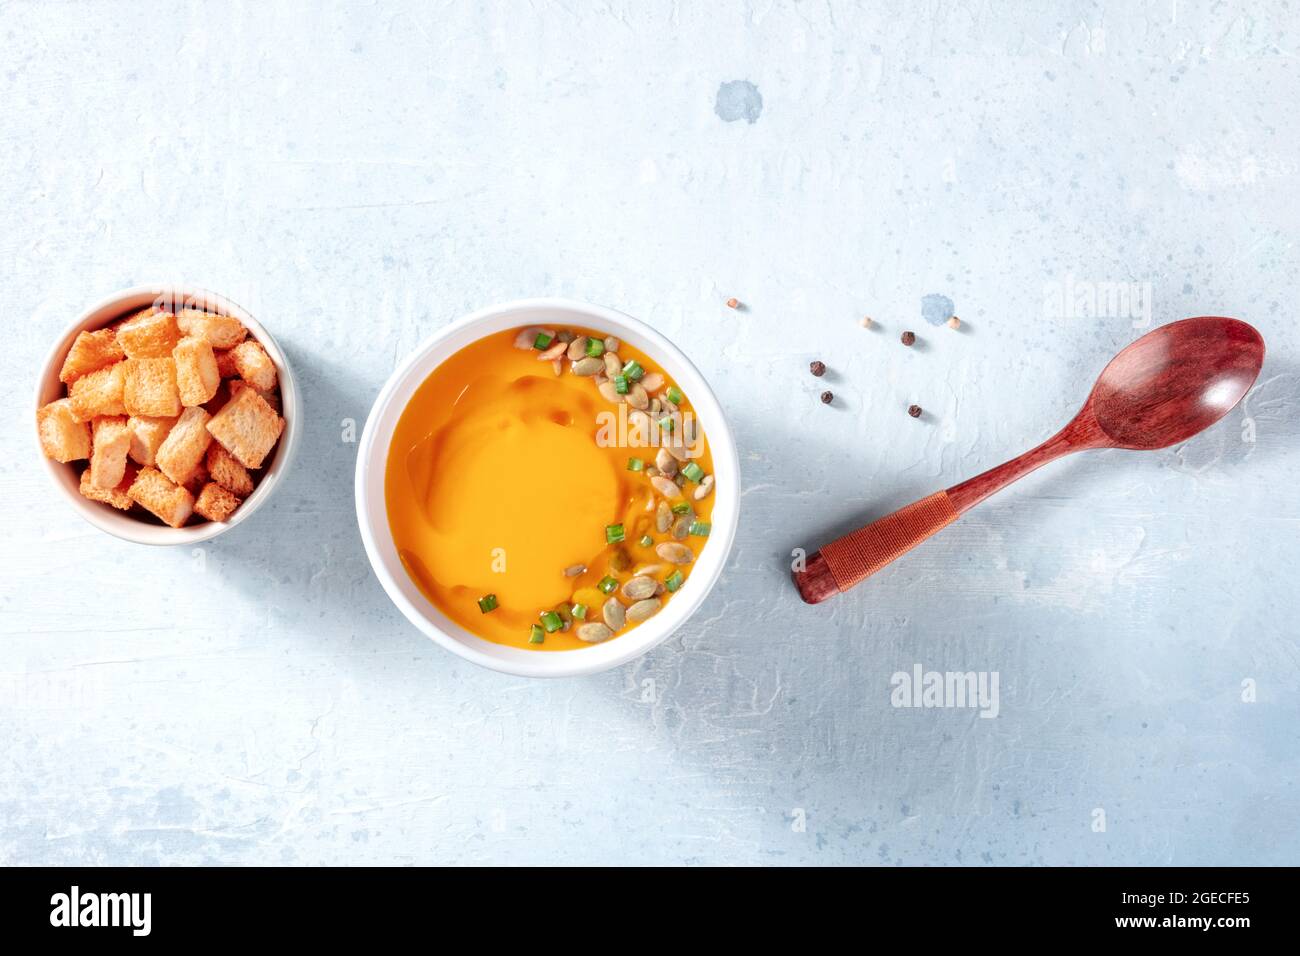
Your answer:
(820, 391), (833, 404)
(809, 360), (826, 377)
(901, 330), (916, 346)
(908, 404), (922, 418)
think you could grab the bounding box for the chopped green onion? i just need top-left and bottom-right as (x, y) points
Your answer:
(533, 332), (553, 350)
(657, 416), (674, 431)
(626, 457), (645, 472)
(680, 462), (704, 482)
(528, 624), (545, 644)
(539, 610), (563, 633)
(477, 594), (499, 614)
(665, 570), (684, 592)
(665, 385), (684, 405)
(613, 374), (630, 395)
(638, 534), (653, 548)
(622, 360), (645, 382)
(688, 520), (711, 537)
(671, 501), (692, 515)
(585, 338), (605, 358)
(605, 523), (625, 544)
(571, 603), (588, 620)
(597, 575), (618, 594)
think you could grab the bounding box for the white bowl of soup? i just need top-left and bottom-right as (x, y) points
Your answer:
(355, 298), (740, 677)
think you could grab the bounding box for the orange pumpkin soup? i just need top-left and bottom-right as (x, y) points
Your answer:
(385, 326), (715, 650)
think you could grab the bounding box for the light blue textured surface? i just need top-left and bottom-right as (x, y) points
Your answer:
(2, 1), (1297, 866)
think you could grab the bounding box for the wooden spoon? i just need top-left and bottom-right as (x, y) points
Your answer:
(793, 316), (1265, 604)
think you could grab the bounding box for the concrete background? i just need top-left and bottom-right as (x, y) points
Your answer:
(2, 1), (1297, 865)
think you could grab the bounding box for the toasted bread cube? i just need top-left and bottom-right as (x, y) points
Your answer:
(37, 398), (92, 462)
(176, 309), (247, 349)
(126, 414), (178, 467)
(183, 460), (210, 496)
(229, 378), (281, 414)
(206, 386), (284, 469)
(123, 357), (182, 418)
(68, 361), (126, 421)
(80, 462), (137, 510)
(127, 466), (194, 528)
(117, 308), (181, 359)
(214, 348), (239, 378)
(173, 336), (220, 406)
(230, 340), (277, 391)
(194, 482), (241, 522)
(89, 416), (132, 489)
(206, 443), (254, 497)
(60, 328), (125, 383)
(154, 406), (213, 485)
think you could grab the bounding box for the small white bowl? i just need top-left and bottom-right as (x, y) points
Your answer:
(34, 284), (301, 546)
(355, 298), (741, 678)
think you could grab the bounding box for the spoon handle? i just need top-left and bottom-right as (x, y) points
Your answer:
(792, 432), (1080, 604)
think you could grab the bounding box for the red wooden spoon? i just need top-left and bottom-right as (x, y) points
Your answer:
(793, 316), (1265, 604)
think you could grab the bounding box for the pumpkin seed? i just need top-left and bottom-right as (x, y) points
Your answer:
(649, 397), (663, 415)
(514, 326), (547, 349)
(564, 563), (587, 578)
(655, 447), (678, 477)
(640, 372), (664, 393)
(597, 380), (624, 403)
(693, 475), (714, 500)
(602, 597), (626, 630)
(576, 622), (614, 643)
(626, 598), (662, 623)
(567, 336), (588, 360)
(672, 515), (691, 540)
(603, 352), (622, 378)
(654, 581), (666, 596)
(626, 383), (649, 410)
(604, 336), (619, 353)
(537, 339), (567, 361)
(650, 476), (682, 499)
(655, 501), (672, 533)
(571, 357), (603, 376)
(655, 542), (693, 564)
(662, 438), (688, 462)
(609, 547), (633, 572)
(621, 575), (658, 600)
(645, 466), (659, 478)
(557, 330), (576, 344)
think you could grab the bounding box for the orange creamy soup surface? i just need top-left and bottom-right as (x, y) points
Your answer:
(385, 326), (716, 650)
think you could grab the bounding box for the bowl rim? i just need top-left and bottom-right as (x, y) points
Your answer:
(354, 297), (741, 678)
(33, 283), (301, 546)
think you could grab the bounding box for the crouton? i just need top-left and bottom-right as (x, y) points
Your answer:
(173, 336), (220, 406)
(127, 467), (194, 528)
(122, 357), (182, 418)
(205, 443), (254, 497)
(228, 378), (281, 414)
(59, 328), (125, 383)
(206, 386), (284, 469)
(126, 414), (178, 467)
(117, 308), (181, 359)
(89, 416), (132, 489)
(194, 482), (241, 522)
(214, 348), (239, 378)
(80, 462), (137, 510)
(184, 460), (210, 496)
(154, 406), (213, 485)
(176, 309), (247, 349)
(37, 398), (92, 462)
(230, 339), (277, 391)
(67, 361), (127, 421)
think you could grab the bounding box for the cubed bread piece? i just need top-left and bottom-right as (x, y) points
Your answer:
(214, 348), (239, 378)
(60, 328), (125, 383)
(123, 357), (182, 418)
(89, 416), (133, 489)
(126, 414), (178, 467)
(154, 406), (213, 485)
(37, 398), (92, 462)
(176, 309), (247, 349)
(230, 340), (277, 391)
(205, 443), (254, 497)
(183, 461), (209, 496)
(68, 361), (127, 421)
(229, 379), (281, 413)
(117, 308), (181, 359)
(80, 462), (137, 510)
(127, 467), (194, 528)
(206, 386), (284, 469)
(194, 482), (241, 522)
(173, 336), (220, 406)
